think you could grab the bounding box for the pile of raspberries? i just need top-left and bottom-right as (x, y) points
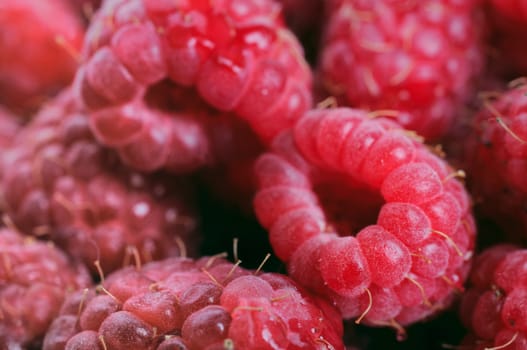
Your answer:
(1, 0), (527, 349)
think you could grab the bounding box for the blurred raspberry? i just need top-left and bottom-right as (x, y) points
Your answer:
(484, 0), (527, 78)
(318, 0), (484, 140)
(0, 228), (91, 349)
(0, 106), (21, 179)
(1, 91), (200, 274)
(463, 81), (527, 242)
(460, 244), (527, 350)
(0, 0), (84, 115)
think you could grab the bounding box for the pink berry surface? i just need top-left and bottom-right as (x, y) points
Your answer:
(74, 0), (312, 173)
(43, 255), (344, 349)
(0, 228), (92, 349)
(1, 91), (200, 274)
(459, 244), (527, 349)
(253, 107), (476, 332)
(463, 81), (527, 241)
(318, 0), (484, 140)
(8, 0), (527, 348)
(0, 0), (84, 116)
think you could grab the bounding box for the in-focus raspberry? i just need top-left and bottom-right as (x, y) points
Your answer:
(75, 0), (312, 173)
(43, 255), (344, 349)
(254, 107), (476, 333)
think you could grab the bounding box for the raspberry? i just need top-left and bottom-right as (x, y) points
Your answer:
(75, 0), (312, 173)
(318, 0), (484, 140)
(0, 0), (84, 115)
(43, 255), (344, 349)
(0, 106), (21, 178)
(463, 81), (527, 240)
(484, 0), (527, 78)
(253, 107), (476, 331)
(0, 106), (20, 148)
(0, 228), (91, 349)
(1, 91), (199, 274)
(459, 244), (527, 350)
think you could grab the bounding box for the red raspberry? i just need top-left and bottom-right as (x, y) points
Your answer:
(75, 0), (312, 173)
(0, 0), (84, 115)
(0, 106), (20, 148)
(0, 105), (20, 153)
(459, 244), (527, 350)
(43, 255), (344, 349)
(318, 0), (484, 140)
(463, 81), (527, 240)
(1, 91), (199, 274)
(0, 228), (91, 348)
(253, 107), (476, 332)
(484, 0), (527, 78)
(0, 106), (21, 186)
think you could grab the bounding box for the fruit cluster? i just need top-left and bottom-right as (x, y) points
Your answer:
(1, 0), (527, 349)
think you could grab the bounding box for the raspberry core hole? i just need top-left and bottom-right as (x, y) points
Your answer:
(313, 173), (384, 236)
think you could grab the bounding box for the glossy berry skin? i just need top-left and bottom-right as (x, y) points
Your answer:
(43, 256), (344, 350)
(75, 0), (312, 173)
(253, 107), (476, 330)
(0, 228), (91, 349)
(318, 0), (484, 140)
(1, 91), (199, 274)
(460, 244), (527, 350)
(464, 82), (527, 240)
(0, 0), (84, 115)
(484, 0), (527, 77)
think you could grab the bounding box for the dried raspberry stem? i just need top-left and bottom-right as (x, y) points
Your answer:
(485, 332), (519, 350)
(355, 288), (372, 324)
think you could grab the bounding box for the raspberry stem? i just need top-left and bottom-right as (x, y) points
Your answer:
(355, 288), (372, 324)
(94, 260), (105, 283)
(432, 229), (463, 257)
(254, 253), (272, 275)
(54, 35), (81, 63)
(223, 260), (243, 284)
(405, 276), (432, 307)
(99, 335), (108, 350)
(485, 332), (519, 350)
(76, 288), (90, 321)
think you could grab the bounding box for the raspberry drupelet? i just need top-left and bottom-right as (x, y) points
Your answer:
(253, 107), (476, 333)
(459, 244), (527, 350)
(0, 0), (84, 116)
(0, 105), (21, 158)
(318, 0), (484, 140)
(0, 228), (91, 349)
(43, 255), (344, 350)
(1, 91), (199, 274)
(75, 0), (312, 173)
(463, 81), (527, 241)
